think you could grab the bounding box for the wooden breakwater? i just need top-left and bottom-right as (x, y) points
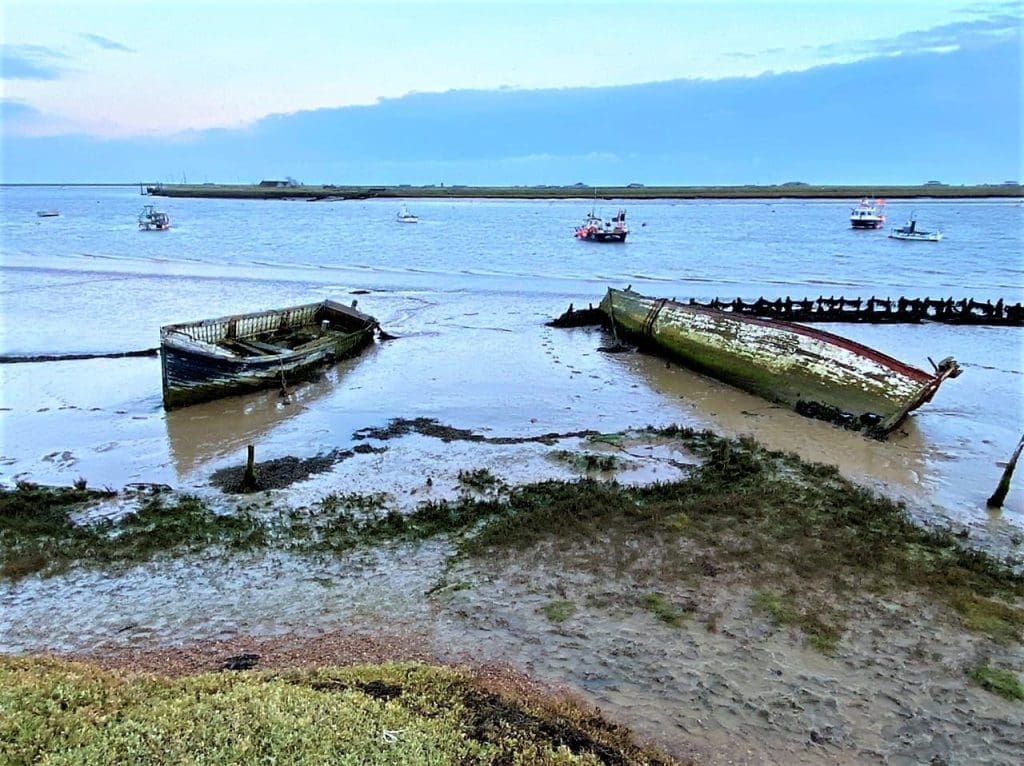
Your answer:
(549, 297), (1023, 327)
(689, 296), (1024, 326)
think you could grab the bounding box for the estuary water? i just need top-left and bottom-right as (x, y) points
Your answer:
(1, 186), (1022, 535)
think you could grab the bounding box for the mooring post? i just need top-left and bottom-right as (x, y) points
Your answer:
(987, 434), (1024, 509)
(243, 444), (258, 490)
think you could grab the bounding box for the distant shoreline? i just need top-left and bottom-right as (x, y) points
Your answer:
(3, 182), (1021, 200)
(142, 183), (1022, 200)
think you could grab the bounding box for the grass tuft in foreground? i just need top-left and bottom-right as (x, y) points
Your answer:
(968, 662), (1024, 702)
(0, 656), (679, 765)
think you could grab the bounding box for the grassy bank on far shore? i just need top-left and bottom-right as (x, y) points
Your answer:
(143, 182), (1023, 201)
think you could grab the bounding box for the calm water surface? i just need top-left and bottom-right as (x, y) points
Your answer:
(1, 186), (1022, 533)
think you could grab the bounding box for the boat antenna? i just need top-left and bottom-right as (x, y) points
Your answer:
(592, 186), (597, 216)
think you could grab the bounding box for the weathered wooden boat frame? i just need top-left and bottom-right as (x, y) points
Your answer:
(580, 288), (960, 437)
(160, 300), (378, 409)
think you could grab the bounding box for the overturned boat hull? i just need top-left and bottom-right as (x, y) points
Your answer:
(161, 300), (377, 409)
(598, 288), (959, 436)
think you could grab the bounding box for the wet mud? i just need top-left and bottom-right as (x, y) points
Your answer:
(353, 417), (600, 446)
(210, 443), (385, 492)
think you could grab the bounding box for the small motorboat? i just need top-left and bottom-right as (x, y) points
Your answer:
(36, 210), (60, 218)
(138, 204), (171, 231)
(575, 208), (628, 242)
(889, 216), (942, 242)
(850, 198), (886, 229)
(396, 205), (418, 223)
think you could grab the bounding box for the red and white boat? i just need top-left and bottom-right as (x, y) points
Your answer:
(575, 209), (628, 242)
(850, 198), (885, 229)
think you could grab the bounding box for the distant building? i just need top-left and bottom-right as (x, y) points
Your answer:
(924, 180), (945, 186)
(627, 182), (645, 188)
(259, 178), (301, 188)
(781, 181), (809, 187)
(1002, 180), (1021, 186)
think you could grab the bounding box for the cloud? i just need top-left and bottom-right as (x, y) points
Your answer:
(814, 14), (1020, 59)
(1, 44), (71, 80)
(0, 98), (42, 121)
(80, 33), (135, 53)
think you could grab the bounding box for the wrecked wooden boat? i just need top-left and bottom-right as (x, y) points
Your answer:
(560, 288), (961, 436)
(160, 300), (378, 409)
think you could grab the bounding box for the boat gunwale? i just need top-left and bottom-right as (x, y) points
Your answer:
(160, 299), (374, 334)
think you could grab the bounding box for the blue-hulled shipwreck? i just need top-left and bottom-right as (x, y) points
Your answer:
(160, 300), (378, 409)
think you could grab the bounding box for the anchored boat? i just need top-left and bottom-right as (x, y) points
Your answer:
(889, 216), (942, 242)
(850, 198), (886, 229)
(160, 300), (379, 409)
(575, 209), (628, 242)
(556, 288), (960, 436)
(139, 204), (171, 231)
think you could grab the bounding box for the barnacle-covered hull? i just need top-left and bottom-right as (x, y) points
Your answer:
(600, 288), (959, 436)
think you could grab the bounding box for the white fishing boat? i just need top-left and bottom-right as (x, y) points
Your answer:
(396, 205), (418, 223)
(850, 198), (886, 229)
(889, 216), (942, 242)
(138, 204), (171, 231)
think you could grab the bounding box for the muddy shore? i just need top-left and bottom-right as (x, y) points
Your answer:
(3, 426), (1022, 764)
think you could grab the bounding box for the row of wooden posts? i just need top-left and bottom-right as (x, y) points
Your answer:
(691, 296), (1024, 325)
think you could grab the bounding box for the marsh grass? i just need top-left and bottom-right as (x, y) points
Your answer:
(552, 450), (621, 473)
(751, 590), (843, 654)
(641, 593), (688, 627)
(0, 486), (263, 580)
(457, 468), (504, 493)
(0, 657), (678, 765)
(541, 599), (578, 624)
(968, 663), (1024, 702)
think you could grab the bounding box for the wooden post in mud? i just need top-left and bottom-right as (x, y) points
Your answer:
(242, 444), (258, 490)
(987, 434), (1024, 509)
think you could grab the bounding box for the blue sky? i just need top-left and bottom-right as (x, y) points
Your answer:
(1, 0), (1021, 183)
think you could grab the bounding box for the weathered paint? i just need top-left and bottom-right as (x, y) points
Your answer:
(600, 288), (959, 436)
(160, 300), (377, 409)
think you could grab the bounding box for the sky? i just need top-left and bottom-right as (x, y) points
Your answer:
(1, 0), (1021, 183)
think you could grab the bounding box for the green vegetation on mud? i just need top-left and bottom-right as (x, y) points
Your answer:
(3, 428), (1022, 653)
(968, 663), (1024, 701)
(0, 485), (265, 580)
(0, 657), (675, 765)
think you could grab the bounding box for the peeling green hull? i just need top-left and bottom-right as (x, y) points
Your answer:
(600, 289), (959, 435)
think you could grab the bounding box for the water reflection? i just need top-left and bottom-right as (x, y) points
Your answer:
(165, 352), (376, 480)
(620, 349), (932, 499)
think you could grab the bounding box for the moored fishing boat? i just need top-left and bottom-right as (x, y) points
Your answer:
(559, 288), (960, 436)
(160, 299), (379, 409)
(396, 205), (418, 223)
(889, 216), (942, 242)
(575, 209), (628, 242)
(139, 204), (171, 231)
(849, 198), (885, 229)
